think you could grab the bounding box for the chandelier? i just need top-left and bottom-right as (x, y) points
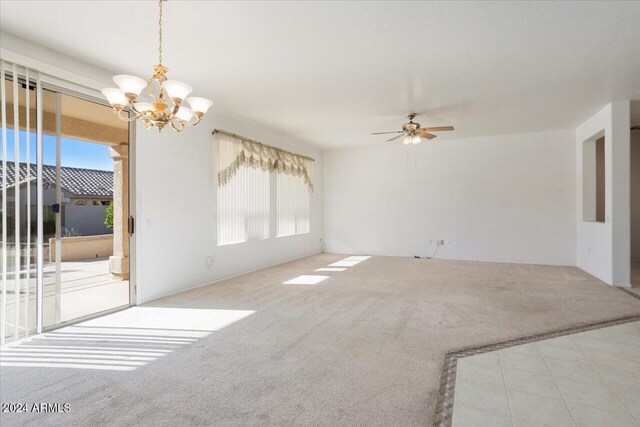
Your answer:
(101, 0), (212, 132)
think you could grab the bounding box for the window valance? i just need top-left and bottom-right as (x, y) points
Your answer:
(214, 129), (314, 192)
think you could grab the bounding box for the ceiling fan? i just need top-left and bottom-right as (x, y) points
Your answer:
(372, 113), (454, 144)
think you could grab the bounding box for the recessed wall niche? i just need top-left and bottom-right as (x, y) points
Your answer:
(583, 134), (605, 222)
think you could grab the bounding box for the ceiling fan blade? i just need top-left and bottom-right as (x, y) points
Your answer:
(422, 126), (454, 132)
(386, 133), (406, 142)
(372, 131), (403, 135)
(417, 130), (437, 140)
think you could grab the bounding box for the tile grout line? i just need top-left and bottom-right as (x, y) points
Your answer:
(505, 342), (566, 427)
(432, 315), (640, 427)
(537, 341), (579, 427)
(567, 327), (640, 424)
(495, 350), (516, 427)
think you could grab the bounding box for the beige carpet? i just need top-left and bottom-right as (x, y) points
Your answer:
(1, 253), (639, 426)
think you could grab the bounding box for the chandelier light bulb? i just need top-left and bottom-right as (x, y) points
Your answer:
(113, 75), (148, 97)
(134, 102), (155, 113)
(186, 97), (213, 114)
(175, 106), (195, 122)
(162, 80), (193, 102)
(101, 88), (128, 108)
(411, 135), (421, 144)
(403, 136), (412, 145)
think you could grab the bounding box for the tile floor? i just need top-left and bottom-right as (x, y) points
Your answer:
(452, 321), (640, 426)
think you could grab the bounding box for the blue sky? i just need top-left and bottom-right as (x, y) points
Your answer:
(2, 129), (113, 171)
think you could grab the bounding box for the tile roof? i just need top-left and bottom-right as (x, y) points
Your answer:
(1, 162), (113, 198)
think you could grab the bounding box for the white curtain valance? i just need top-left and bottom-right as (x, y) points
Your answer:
(214, 129), (314, 192)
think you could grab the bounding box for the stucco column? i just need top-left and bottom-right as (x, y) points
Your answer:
(109, 144), (129, 280)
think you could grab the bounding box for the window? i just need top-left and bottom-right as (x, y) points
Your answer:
(217, 165), (270, 245)
(215, 130), (313, 245)
(277, 172), (310, 236)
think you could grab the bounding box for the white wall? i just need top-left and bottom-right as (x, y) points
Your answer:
(135, 114), (323, 303)
(323, 130), (576, 265)
(575, 102), (631, 286)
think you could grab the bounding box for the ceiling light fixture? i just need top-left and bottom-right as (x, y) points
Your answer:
(101, 0), (212, 132)
(403, 134), (422, 145)
(372, 113), (455, 144)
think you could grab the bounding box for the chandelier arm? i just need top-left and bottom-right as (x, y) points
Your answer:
(170, 102), (181, 117)
(186, 115), (202, 127)
(155, 84), (168, 104)
(169, 118), (185, 132)
(115, 108), (143, 122)
(145, 80), (161, 104)
(125, 105), (145, 121)
(130, 102), (143, 115)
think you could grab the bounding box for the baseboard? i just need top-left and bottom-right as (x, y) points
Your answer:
(614, 283), (632, 288)
(140, 249), (323, 304)
(322, 250), (574, 267)
(425, 255), (574, 267)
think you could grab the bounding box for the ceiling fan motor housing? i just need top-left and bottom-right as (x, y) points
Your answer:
(403, 122), (420, 132)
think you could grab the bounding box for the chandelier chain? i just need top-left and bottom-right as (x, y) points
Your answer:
(102, 0), (212, 133)
(158, 0), (164, 65)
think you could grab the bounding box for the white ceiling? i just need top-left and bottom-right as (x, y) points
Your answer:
(1, 1), (639, 149)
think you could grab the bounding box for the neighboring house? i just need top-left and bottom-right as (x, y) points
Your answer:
(2, 162), (113, 238)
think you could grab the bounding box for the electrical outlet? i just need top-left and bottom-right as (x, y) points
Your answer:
(205, 256), (214, 266)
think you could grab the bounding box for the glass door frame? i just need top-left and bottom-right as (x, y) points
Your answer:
(39, 80), (137, 334)
(1, 61), (137, 340)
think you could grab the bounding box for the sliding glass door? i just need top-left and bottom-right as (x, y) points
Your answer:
(1, 61), (133, 343)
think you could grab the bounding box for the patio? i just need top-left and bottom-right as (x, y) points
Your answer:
(2, 257), (128, 339)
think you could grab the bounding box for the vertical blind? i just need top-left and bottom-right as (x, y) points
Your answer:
(277, 172), (310, 237)
(215, 130), (313, 246)
(216, 135), (270, 246)
(1, 60), (43, 343)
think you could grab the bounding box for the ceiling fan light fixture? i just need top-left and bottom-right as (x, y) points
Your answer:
(372, 113), (455, 144)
